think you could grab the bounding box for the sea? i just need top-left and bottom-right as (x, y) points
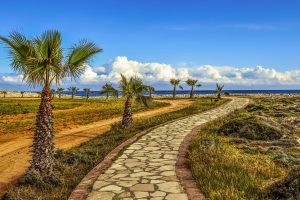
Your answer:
(62, 90), (300, 97)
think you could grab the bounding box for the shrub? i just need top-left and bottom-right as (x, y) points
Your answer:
(218, 112), (283, 140)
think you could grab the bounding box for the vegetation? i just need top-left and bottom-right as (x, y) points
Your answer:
(56, 88), (64, 99)
(189, 95), (300, 200)
(20, 91), (25, 98)
(1, 91), (7, 98)
(0, 30), (102, 178)
(119, 74), (148, 128)
(100, 83), (118, 98)
(1, 97), (227, 200)
(83, 88), (91, 101)
(68, 87), (79, 99)
(170, 78), (182, 99)
(0, 98), (168, 135)
(185, 78), (201, 98)
(146, 86), (155, 98)
(216, 83), (224, 99)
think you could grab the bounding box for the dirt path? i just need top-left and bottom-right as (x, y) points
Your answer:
(0, 99), (192, 192)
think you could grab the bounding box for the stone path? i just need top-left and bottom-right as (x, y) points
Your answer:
(87, 98), (249, 200)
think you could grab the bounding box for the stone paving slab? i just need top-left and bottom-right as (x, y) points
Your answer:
(87, 98), (249, 200)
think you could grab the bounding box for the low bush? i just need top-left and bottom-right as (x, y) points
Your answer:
(218, 112), (283, 140)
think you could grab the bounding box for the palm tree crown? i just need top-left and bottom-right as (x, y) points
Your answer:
(0, 30), (101, 176)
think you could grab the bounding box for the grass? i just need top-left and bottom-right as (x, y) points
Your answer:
(189, 95), (300, 200)
(1, 97), (227, 200)
(0, 98), (169, 135)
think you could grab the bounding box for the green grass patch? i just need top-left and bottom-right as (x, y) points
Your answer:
(0, 98), (169, 134)
(1, 97), (227, 200)
(189, 121), (286, 200)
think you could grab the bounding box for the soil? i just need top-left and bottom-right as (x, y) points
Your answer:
(0, 99), (192, 192)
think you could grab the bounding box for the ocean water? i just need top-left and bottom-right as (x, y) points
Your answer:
(61, 90), (300, 97)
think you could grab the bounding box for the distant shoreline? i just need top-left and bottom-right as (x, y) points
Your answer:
(0, 90), (300, 98)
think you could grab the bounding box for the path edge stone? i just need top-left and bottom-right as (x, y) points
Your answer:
(176, 97), (250, 200)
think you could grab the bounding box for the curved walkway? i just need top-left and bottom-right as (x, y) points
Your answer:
(86, 98), (249, 200)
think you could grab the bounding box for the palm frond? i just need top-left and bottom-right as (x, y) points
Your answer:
(66, 40), (102, 80)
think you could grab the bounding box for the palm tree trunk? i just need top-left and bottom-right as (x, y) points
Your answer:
(149, 91), (152, 98)
(59, 93), (61, 99)
(173, 85), (176, 99)
(86, 93), (89, 101)
(72, 92), (74, 99)
(106, 93), (108, 99)
(122, 97), (133, 128)
(190, 85), (194, 98)
(30, 86), (54, 176)
(218, 93), (221, 99)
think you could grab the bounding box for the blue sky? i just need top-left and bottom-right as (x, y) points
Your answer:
(1, 0), (300, 90)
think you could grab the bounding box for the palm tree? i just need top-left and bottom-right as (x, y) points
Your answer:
(1, 91), (7, 98)
(186, 79), (202, 98)
(216, 83), (224, 99)
(68, 86), (79, 99)
(20, 91), (25, 98)
(119, 74), (148, 128)
(0, 30), (101, 176)
(146, 86), (155, 98)
(100, 83), (118, 99)
(51, 89), (55, 99)
(83, 88), (91, 101)
(56, 88), (64, 99)
(170, 78), (182, 99)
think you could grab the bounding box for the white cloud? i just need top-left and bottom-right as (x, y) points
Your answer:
(1, 56), (300, 89)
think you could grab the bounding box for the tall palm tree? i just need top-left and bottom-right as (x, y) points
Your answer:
(146, 86), (155, 98)
(216, 83), (224, 99)
(83, 88), (91, 101)
(0, 30), (101, 176)
(170, 78), (182, 99)
(100, 83), (118, 99)
(20, 91), (25, 98)
(68, 86), (79, 99)
(186, 79), (202, 98)
(119, 74), (148, 128)
(56, 88), (64, 99)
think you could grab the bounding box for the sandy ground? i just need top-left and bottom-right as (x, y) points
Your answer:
(0, 99), (192, 192)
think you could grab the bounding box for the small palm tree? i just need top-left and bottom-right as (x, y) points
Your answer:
(216, 83), (224, 99)
(186, 79), (202, 98)
(146, 86), (155, 98)
(20, 91), (25, 98)
(0, 30), (101, 176)
(119, 74), (148, 128)
(1, 91), (7, 98)
(100, 83), (118, 99)
(83, 88), (91, 101)
(68, 86), (79, 99)
(170, 78), (182, 99)
(56, 88), (64, 99)
(51, 89), (55, 99)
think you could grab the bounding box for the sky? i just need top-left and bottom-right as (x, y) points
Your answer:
(0, 0), (300, 90)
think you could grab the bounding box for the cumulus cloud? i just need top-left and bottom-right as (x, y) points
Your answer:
(1, 56), (300, 89)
